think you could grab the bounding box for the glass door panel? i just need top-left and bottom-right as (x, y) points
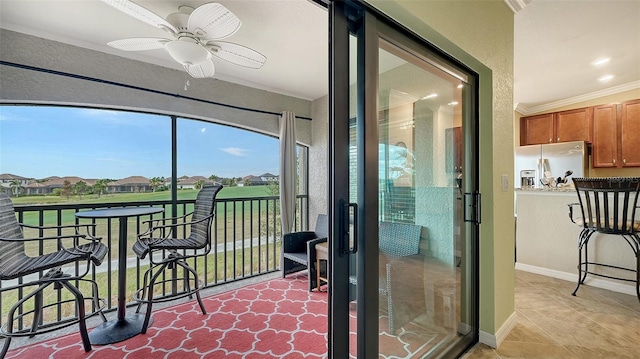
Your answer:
(330, 3), (478, 358)
(375, 37), (471, 357)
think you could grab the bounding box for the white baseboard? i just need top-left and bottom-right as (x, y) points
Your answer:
(515, 262), (636, 296)
(479, 311), (517, 349)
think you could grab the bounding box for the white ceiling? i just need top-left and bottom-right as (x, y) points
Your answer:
(514, 0), (640, 114)
(0, 0), (329, 101)
(1, 0), (639, 110)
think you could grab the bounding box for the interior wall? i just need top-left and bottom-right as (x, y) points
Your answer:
(367, 0), (515, 343)
(309, 95), (330, 226)
(0, 29), (313, 145)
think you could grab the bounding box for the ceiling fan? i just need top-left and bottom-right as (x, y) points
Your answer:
(101, 0), (266, 78)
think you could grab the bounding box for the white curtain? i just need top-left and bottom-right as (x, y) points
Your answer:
(279, 111), (297, 235)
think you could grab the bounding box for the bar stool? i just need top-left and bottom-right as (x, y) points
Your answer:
(568, 177), (640, 301)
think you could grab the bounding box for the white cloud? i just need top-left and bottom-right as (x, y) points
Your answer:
(220, 147), (249, 156)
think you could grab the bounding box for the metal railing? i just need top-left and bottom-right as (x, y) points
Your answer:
(1, 194), (309, 331)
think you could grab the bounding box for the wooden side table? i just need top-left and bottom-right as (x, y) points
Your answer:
(315, 242), (328, 291)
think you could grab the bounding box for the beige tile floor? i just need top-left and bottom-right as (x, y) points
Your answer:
(461, 270), (640, 359)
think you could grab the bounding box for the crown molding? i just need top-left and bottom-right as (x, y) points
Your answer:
(503, 0), (532, 13)
(515, 80), (640, 115)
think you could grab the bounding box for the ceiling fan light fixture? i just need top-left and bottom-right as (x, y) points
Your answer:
(165, 39), (211, 65)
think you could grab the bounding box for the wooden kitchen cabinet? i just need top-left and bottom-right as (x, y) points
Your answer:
(592, 104), (618, 167)
(555, 107), (592, 143)
(621, 99), (640, 167)
(592, 99), (640, 168)
(520, 107), (591, 145)
(520, 113), (554, 145)
(445, 126), (462, 173)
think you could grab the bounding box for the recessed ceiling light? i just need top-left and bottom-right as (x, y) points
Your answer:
(448, 101), (459, 106)
(598, 74), (614, 82)
(457, 84), (463, 89)
(422, 93), (438, 100)
(591, 57), (611, 66)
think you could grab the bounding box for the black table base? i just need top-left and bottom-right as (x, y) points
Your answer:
(89, 314), (153, 345)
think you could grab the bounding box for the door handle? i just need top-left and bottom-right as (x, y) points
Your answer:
(339, 200), (358, 255)
(463, 192), (481, 224)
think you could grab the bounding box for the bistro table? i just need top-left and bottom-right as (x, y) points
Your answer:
(75, 206), (164, 344)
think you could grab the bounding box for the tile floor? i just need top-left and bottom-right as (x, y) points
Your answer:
(461, 270), (640, 359)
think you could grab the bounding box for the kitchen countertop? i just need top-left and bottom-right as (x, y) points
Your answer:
(515, 187), (576, 194)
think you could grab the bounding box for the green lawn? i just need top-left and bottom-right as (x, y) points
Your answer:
(13, 186), (284, 273)
(11, 185), (274, 205)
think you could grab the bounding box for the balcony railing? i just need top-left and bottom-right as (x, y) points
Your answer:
(1, 194), (309, 331)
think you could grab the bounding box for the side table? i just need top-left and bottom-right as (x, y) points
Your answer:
(315, 242), (328, 291)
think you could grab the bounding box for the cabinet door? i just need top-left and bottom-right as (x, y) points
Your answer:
(520, 113), (554, 145)
(621, 99), (640, 167)
(555, 107), (592, 143)
(592, 104), (618, 168)
(445, 126), (462, 172)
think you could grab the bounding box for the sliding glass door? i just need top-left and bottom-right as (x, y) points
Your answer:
(329, 2), (479, 358)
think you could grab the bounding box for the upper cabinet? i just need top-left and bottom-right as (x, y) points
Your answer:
(445, 126), (463, 173)
(520, 113), (554, 145)
(520, 99), (640, 168)
(520, 107), (591, 145)
(555, 107), (592, 143)
(621, 99), (640, 167)
(592, 100), (640, 168)
(592, 104), (618, 167)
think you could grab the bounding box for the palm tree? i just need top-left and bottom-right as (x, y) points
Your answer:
(73, 180), (89, 199)
(92, 179), (110, 197)
(149, 177), (165, 192)
(9, 180), (23, 197)
(194, 179), (205, 190)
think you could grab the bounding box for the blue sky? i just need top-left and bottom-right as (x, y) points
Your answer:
(0, 106), (280, 179)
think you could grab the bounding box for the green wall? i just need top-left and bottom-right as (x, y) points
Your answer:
(367, 0), (516, 339)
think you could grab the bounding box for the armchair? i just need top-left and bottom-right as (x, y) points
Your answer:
(282, 214), (328, 291)
(0, 193), (108, 357)
(350, 221), (424, 334)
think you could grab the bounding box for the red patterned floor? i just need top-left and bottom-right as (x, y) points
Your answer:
(6, 274), (442, 358)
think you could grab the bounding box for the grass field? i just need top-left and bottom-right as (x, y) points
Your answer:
(10, 185), (274, 205)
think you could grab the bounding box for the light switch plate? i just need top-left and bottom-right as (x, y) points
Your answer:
(501, 175), (509, 192)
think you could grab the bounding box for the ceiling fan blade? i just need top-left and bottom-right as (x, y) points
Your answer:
(188, 3), (241, 40)
(183, 60), (215, 78)
(101, 0), (177, 34)
(107, 38), (170, 51)
(207, 41), (266, 69)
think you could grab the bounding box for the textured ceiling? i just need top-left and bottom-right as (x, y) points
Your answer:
(1, 0), (638, 110)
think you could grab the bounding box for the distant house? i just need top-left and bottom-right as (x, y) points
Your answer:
(107, 176), (150, 193)
(167, 176), (217, 190)
(260, 173), (279, 182)
(238, 173), (279, 187)
(24, 176), (97, 195)
(0, 173), (31, 195)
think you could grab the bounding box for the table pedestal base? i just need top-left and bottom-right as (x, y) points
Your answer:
(89, 314), (153, 345)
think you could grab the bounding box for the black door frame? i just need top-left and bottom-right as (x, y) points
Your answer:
(327, 1), (481, 357)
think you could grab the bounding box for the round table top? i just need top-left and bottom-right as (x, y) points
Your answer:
(75, 206), (164, 219)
